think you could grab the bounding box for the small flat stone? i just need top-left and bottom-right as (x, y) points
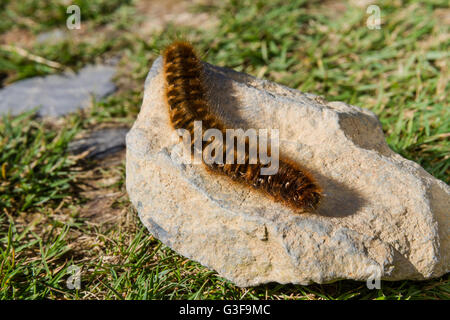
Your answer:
(36, 29), (68, 44)
(69, 127), (128, 160)
(0, 65), (116, 117)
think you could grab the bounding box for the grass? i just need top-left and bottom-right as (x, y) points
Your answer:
(0, 0), (449, 299)
(0, 0), (132, 34)
(0, 110), (79, 213)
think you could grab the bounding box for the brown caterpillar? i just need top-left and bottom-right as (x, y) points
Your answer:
(162, 41), (321, 211)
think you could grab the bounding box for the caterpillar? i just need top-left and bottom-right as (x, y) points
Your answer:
(162, 41), (321, 211)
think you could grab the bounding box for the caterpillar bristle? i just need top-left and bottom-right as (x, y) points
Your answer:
(162, 41), (322, 211)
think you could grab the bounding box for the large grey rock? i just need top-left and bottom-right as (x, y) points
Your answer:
(0, 65), (116, 117)
(126, 57), (449, 287)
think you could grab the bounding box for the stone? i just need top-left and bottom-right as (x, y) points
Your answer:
(0, 65), (116, 117)
(36, 29), (68, 44)
(68, 127), (128, 160)
(126, 56), (450, 287)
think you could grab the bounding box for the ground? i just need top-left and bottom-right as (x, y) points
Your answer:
(0, 0), (449, 299)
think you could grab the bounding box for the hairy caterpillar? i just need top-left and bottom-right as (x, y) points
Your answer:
(162, 41), (321, 211)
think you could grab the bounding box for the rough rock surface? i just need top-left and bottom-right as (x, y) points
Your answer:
(0, 65), (116, 117)
(126, 57), (449, 287)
